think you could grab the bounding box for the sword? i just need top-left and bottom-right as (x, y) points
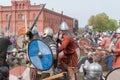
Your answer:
(54, 11), (63, 68)
(30, 4), (46, 31)
(6, 14), (12, 36)
(26, 4), (46, 40)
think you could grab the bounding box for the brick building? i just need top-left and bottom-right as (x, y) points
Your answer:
(0, 0), (74, 35)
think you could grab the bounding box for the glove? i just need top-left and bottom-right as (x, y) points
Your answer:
(56, 38), (62, 44)
(26, 30), (33, 40)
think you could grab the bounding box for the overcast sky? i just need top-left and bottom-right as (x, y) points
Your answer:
(0, 0), (120, 27)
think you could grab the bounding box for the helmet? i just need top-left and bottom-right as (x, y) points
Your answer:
(43, 27), (54, 36)
(60, 21), (69, 30)
(31, 26), (38, 34)
(116, 28), (120, 34)
(84, 62), (102, 80)
(12, 48), (18, 53)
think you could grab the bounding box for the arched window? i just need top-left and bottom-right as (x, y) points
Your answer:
(19, 4), (21, 9)
(16, 4), (18, 9)
(18, 14), (24, 20)
(21, 15), (25, 20)
(33, 13), (36, 20)
(23, 4), (24, 9)
(6, 14), (9, 20)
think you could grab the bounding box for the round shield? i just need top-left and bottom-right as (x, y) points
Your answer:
(17, 34), (28, 49)
(17, 35), (25, 48)
(106, 68), (120, 80)
(79, 38), (91, 47)
(28, 39), (53, 71)
(9, 66), (31, 80)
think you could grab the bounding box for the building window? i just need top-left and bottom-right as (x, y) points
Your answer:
(6, 14), (9, 20)
(18, 14), (24, 20)
(23, 4), (24, 9)
(19, 4), (21, 9)
(33, 14), (36, 20)
(22, 15), (25, 20)
(6, 14), (12, 20)
(16, 4), (18, 9)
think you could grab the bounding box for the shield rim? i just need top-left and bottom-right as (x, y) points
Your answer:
(79, 38), (91, 47)
(16, 34), (26, 48)
(28, 39), (53, 71)
(105, 67), (120, 80)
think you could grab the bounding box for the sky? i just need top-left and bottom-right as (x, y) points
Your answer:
(0, 0), (120, 27)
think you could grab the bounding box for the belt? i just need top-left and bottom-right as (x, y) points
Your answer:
(114, 53), (120, 56)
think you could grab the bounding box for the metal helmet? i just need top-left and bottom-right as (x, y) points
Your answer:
(84, 62), (102, 80)
(116, 28), (120, 34)
(12, 48), (18, 53)
(31, 25), (38, 34)
(43, 27), (54, 36)
(60, 21), (69, 30)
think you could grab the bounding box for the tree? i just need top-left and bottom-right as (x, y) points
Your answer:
(88, 13), (118, 32)
(108, 19), (118, 31)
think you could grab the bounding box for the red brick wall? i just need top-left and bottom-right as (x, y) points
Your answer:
(0, 0), (73, 36)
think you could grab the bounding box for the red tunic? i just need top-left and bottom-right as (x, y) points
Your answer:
(57, 34), (78, 67)
(113, 38), (120, 68)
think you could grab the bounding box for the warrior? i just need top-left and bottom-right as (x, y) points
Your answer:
(83, 62), (103, 80)
(57, 21), (78, 80)
(109, 28), (120, 69)
(42, 27), (57, 60)
(26, 25), (40, 40)
(99, 32), (111, 50)
(0, 28), (12, 80)
(40, 27), (57, 78)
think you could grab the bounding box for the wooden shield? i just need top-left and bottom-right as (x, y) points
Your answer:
(16, 34), (27, 48)
(79, 38), (91, 47)
(106, 68), (120, 80)
(9, 66), (30, 80)
(28, 39), (53, 71)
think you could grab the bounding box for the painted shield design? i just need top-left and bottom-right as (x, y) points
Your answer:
(79, 38), (91, 47)
(28, 39), (53, 71)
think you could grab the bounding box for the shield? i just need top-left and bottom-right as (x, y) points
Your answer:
(9, 66), (31, 80)
(28, 39), (53, 71)
(106, 68), (120, 80)
(79, 38), (91, 47)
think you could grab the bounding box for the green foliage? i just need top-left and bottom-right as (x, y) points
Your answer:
(108, 19), (118, 31)
(88, 13), (118, 32)
(78, 27), (85, 34)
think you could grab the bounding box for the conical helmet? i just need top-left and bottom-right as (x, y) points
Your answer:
(12, 48), (18, 53)
(43, 27), (54, 36)
(60, 21), (69, 30)
(31, 26), (38, 34)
